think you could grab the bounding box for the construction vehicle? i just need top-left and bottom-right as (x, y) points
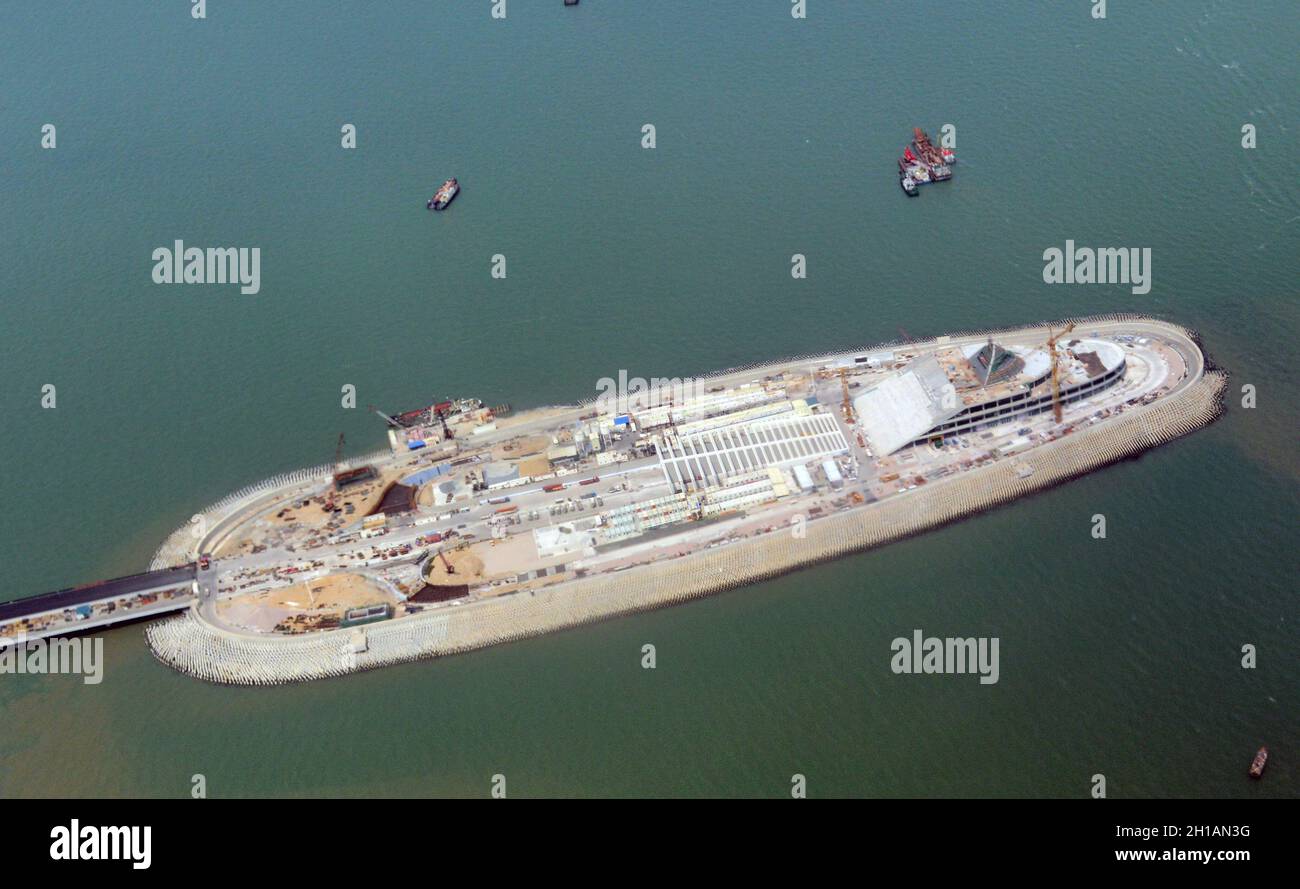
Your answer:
(436, 547), (455, 576)
(1047, 322), (1076, 424)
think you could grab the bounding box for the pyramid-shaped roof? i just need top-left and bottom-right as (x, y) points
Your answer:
(969, 340), (1024, 386)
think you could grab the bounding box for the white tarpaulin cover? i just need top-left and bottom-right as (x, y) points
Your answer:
(854, 355), (962, 455)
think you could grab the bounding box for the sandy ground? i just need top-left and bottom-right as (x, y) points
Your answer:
(486, 405), (574, 433)
(515, 454), (552, 478)
(424, 545), (485, 584)
(214, 463), (416, 558)
(428, 532), (579, 599)
(216, 573), (395, 633)
(498, 434), (550, 458)
(265, 574), (391, 610)
(476, 533), (543, 576)
(416, 483), (438, 508)
(274, 464), (409, 528)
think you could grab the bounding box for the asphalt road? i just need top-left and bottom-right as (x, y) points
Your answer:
(0, 563), (196, 621)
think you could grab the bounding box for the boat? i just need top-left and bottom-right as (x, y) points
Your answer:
(900, 128), (955, 185)
(898, 159), (919, 196)
(912, 127), (942, 166)
(1249, 746), (1268, 779)
(427, 178), (459, 211)
(387, 397), (482, 429)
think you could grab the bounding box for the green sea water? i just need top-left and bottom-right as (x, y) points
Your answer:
(0, 1), (1296, 797)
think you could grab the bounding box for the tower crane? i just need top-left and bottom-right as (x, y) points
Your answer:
(324, 433), (345, 512)
(838, 367), (855, 424)
(1046, 322), (1075, 424)
(435, 404), (454, 441)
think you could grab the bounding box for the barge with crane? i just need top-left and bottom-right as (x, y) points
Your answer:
(899, 126), (955, 195)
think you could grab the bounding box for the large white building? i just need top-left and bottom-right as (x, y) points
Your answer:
(854, 339), (1127, 455)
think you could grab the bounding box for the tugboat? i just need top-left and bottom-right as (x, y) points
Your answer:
(427, 178), (459, 211)
(941, 146), (956, 165)
(1249, 746), (1268, 779)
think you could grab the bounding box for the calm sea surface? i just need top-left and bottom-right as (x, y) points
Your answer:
(0, 1), (1296, 797)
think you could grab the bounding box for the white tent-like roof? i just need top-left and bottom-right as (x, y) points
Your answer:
(853, 355), (962, 455)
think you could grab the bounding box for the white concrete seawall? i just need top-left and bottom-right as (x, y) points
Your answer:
(144, 315), (1226, 686)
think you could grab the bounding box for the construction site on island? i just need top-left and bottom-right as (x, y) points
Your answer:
(0, 316), (1225, 686)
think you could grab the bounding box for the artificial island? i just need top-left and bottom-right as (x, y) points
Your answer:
(0, 315), (1225, 684)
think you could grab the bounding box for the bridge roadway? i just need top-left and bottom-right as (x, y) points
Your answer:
(0, 564), (199, 643)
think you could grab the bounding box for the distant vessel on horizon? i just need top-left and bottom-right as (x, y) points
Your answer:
(1249, 746), (1268, 779)
(427, 178), (459, 211)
